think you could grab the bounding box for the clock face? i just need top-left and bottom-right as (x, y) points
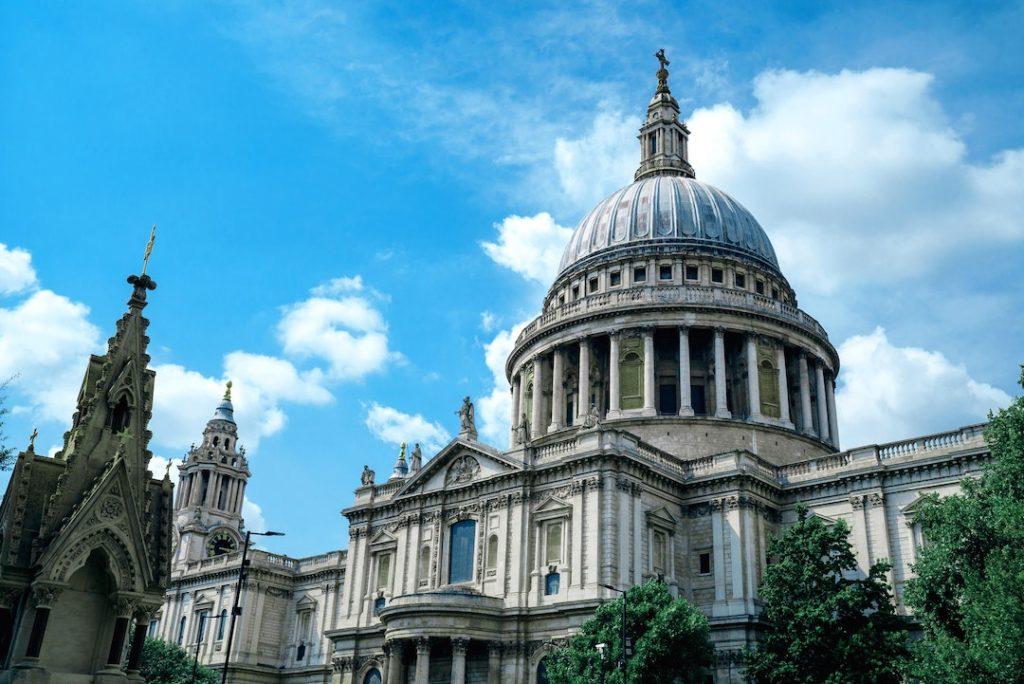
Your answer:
(207, 530), (238, 557)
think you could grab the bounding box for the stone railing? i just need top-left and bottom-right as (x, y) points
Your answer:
(515, 284), (828, 347)
(877, 424), (985, 460)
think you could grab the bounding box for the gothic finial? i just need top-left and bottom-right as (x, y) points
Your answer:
(655, 48), (670, 94)
(28, 427), (38, 451)
(224, 380), (233, 401)
(141, 225), (156, 276)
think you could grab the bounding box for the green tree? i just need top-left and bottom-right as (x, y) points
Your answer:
(904, 366), (1024, 683)
(545, 579), (713, 684)
(745, 505), (908, 684)
(139, 638), (219, 684)
(0, 379), (16, 471)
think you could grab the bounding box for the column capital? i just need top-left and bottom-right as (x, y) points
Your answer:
(451, 637), (470, 655)
(30, 583), (62, 608)
(608, 330), (621, 340)
(415, 637), (431, 655)
(488, 639), (503, 656)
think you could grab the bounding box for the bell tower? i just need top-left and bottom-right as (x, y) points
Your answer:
(635, 49), (695, 181)
(171, 382), (251, 570)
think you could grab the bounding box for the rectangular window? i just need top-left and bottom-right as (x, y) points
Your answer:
(571, 285), (580, 300)
(685, 265), (699, 281)
(376, 553), (391, 590)
(698, 552), (711, 576)
(711, 267), (724, 283)
(545, 572), (560, 596)
(449, 520), (477, 583)
(633, 266), (647, 283)
(735, 272), (746, 288)
(545, 523), (563, 564)
(755, 280), (765, 295)
(772, 287), (779, 300)
(609, 271), (622, 286)
(558, 295), (565, 306)
(588, 277), (599, 293)
(659, 264), (672, 280)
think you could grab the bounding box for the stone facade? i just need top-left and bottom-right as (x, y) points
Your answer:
(155, 55), (994, 684)
(0, 272), (174, 683)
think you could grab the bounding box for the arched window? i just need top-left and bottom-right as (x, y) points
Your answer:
(418, 546), (431, 586)
(620, 350), (643, 410)
(486, 534), (499, 571)
(217, 609), (227, 640)
(648, 135), (656, 156)
(296, 642), (306, 661)
(110, 394), (131, 433)
(758, 358), (780, 418)
(213, 436), (219, 446)
(177, 616), (186, 645)
(448, 520), (477, 584)
(537, 657), (550, 684)
(225, 439), (231, 450)
(363, 669), (382, 684)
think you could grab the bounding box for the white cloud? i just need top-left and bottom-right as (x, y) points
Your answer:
(686, 68), (1024, 294)
(311, 275), (363, 296)
(0, 289), (101, 422)
(553, 109), (639, 212)
(481, 213), (573, 284)
(0, 243), (38, 295)
(150, 354), (332, 455)
(364, 402), (450, 454)
(147, 455), (180, 485)
(836, 327), (1011, 448)
(476, 320), (530, 446)
(479, 311), (498, 332)
(242, 497), (267, 534)
(278, 288), (400, 381)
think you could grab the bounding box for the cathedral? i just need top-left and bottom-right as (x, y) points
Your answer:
(55, 55), (995, 683)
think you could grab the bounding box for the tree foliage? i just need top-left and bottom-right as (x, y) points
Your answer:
(904, 366), (1024, 683)
(545, 579), (713, 684)
(745, 505), (908, 684)
(140, 638), (219, 684)
(0, 378), (15, 471)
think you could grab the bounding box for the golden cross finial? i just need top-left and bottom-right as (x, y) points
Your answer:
(28, 427), (38, 450)
(141, 225), (156, 275)
(399, 442), (407, 460)
(224, 380), (233, 401)
(165, 459), (173, 477)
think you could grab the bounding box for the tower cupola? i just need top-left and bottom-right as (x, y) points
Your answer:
(634, 49), (695, 181)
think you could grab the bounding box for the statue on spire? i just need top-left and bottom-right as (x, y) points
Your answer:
(141, 225), (156, 276)
(224, 380), (233, 402)
(655, 48), (671, 94)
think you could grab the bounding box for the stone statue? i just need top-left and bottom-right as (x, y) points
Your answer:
(410, 443), (423, 472)
(360, 464), (375, 486)
(456, 396), (477, 438)
(513, 414), (530, 445)
(582, 403), (601, 429)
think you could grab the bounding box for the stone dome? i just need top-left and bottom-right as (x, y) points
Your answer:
(557, 175), (780, 277)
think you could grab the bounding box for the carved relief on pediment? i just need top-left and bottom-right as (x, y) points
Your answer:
(444, 455), (480, 486)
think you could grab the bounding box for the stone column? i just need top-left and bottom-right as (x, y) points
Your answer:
(745, 335), (761, 421)
(577, 337), (590, 423)
(815, 363), (830, 442)
(798, 353), (814, 435)
(678, 327), (693, 416)
(487, 641), (502, 684)
(826, 374), (840, 449)
(776, 346), (792, 425)
(509, 373), (521, 447)
(125, 615), (149, 674)
(549, 348), (565, 433)
(451, 637), (469, 684)
(531, 356), (545, 438)
(414, 637), (430, 684)
(607, 332), (621, 418)
(642, 328), (657, 416)
(105, 598), (134, 666)
(713, 329), (731, 418)
(386, 640), (403, 684)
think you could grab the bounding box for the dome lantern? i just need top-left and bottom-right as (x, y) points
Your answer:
(635, 49), (695, 181)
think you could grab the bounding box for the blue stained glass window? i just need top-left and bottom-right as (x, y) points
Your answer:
(449, 520), (477, 583)
(545, 572), (561, 596)
(363, 668), (382, 684)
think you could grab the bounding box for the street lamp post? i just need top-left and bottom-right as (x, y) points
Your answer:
(600, 584), (631, 674)
(219, 530), (285, 684)
(191, 611), (228, 684)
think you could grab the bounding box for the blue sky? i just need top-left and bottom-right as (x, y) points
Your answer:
(1, 1), (1021, 557)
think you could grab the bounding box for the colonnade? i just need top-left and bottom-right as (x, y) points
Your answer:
(176, 467), (246, 514)
(510, 326), (840, 448)
(376, 636), (504, 684)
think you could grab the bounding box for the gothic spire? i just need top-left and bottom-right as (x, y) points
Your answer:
(634, 49), (695, 181)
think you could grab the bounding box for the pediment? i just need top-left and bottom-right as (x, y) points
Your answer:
(368, 530), (398, 550)
(900, 492), (936, 519)
(396, 438), (523, 496)
(533, 495), (572, 522)
(36, 459), (153, 593)
(646, 506), (678, 529)
(296, 594), (317, 609)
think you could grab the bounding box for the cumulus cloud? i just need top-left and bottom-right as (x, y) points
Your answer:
(278, 283), (400, 381)
(364, 402), (450, 454)
(836, 327), (1011, 448)
(481, 213), (573, 284)
(311, 275), (363, 296)
(686, 68), (1024, 294)
(0, 289), (101, 422)
(242, 497), (267, 534)
(476, 320), (530, 446)
(0, 243), (38, 295)
(147, 455), (180, 484)
(479, 311), (498, 332)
